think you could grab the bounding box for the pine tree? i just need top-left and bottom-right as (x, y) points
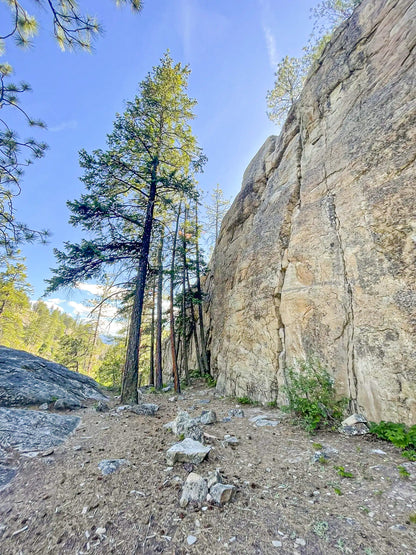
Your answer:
(47, 53), (205, 403)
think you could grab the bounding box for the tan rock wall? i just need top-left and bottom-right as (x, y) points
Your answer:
(206, 0), (416, 424)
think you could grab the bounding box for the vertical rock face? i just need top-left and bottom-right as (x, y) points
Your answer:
(207, 0), (416, 424)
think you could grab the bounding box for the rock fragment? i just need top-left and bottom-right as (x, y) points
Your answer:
(209, 483), (236, 505)
(97, 459), (129, 475)
(200, 410), (217, 425)
(340, 414), (369, 435)
(179, 473), (208, 507)
(166, 438), (211, 465)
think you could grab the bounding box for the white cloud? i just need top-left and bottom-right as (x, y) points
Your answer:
(67, 301), (91, 316)
(258, 0), (279, 69)
(43, 298), (65, 312)
(49, 120), (78, 133)
(76, 282), (126, 299)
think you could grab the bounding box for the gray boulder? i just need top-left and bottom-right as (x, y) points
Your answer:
(200, 410), (217, 425)
(0, 346), (107, 408)
(129, 403), (159, 416)
(167, 410), (203, 441)
(340, 414), (370, 435)
(54, 398), (83, 410)
(166, 438), (211, 465)
(209, 483), (236, 505)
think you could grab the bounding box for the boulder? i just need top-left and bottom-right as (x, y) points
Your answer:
(200, 410), (217, 425)
(0, 346), (107, 408)
(167, 410), (203, 441)
(129, 403), (159, 416)
(179, 472), (208, 507)
(340, 413), (370, 435)
(209, 483), (236, 505)
(166, 438), (211, 465)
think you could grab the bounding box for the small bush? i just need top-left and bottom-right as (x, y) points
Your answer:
(335, 465), (354, 478)
(204, 374), (217, 388)
(369, 421), (416, 460)
(237, 396), (256, 405)
(282, 358), (347, 433)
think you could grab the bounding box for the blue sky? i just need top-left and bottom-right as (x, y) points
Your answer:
(4, 0), (317, 313)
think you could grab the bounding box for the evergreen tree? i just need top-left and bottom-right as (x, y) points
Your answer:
(47, 53), (205, 403)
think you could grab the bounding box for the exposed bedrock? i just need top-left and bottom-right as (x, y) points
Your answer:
(205, 0), (415, 424)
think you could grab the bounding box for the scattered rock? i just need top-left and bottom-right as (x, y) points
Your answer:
(200, 410), (217, 425)
(95, 401), (109, 412)
(209, 483), (236, 505)
(39, 403), (48, 410)
(197, 399), (210, 405)
(371, 449), (387, 456)
(340, 414), (369, 435)
(207, 469), (222, 489)
(222, 417), (232, 422)
(166, 438), (211, 466)
(167, 411), (203, 441)
(97, 459), (129, 475)
(228, 409), (244, 418)
(295, 538), (306, 547)
(179, 472), (208, 507)
(162, 384), (173, 392)
(223, 435), (239, 447)
(389, 524), (407, 533)
(129, 403), (159, 416)
(312, 446), (339, 463)
(54, 397), (83, 410)
(249, 414), (279, 427)
(272, 540), (282, 547)
(187, 535), (197, 545)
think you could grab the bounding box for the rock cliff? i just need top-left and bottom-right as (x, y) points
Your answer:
(205, 0), (415, 424)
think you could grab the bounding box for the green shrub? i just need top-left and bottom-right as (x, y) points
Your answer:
(369, 421), (416, 460)
(237, 396), (256, 405)
(204, 374), (217, 388)
(282, 358), (347, 432)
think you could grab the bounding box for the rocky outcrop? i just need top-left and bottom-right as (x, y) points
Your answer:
(0, 346), (107, 408)
(205, 0), (415, 424)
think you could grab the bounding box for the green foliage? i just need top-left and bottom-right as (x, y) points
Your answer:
(335, 466), (354, 478)
(282, 358), (347, 432)
(313, 442), (323, 450)
(204, 374), (216, 388)
(408, 513), (416, 524)
(266, 0), (362, 127)
(0, 1), (142, 257)
(333, 487), (342, 495)
(398, 466), (410, 479)
(369, 421), (416, 461)
(237, 396), (256, 405)
(267, 400), (278, 408)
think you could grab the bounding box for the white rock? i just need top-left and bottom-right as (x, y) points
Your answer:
(187, 535), (197, 545)
(272, 540), (282, 547)
(209, 483), (236, 505)
(166, 438), (211, 465)
(180, 473), (208, 508)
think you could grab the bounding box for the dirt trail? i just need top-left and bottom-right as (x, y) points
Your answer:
(0, 380), (415, 554)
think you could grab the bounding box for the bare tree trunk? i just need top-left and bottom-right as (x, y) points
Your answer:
(186, 270), (203, 375)
(181, 208), (190, 385)
(195, 202), (210, 375)
(121, 170), (157, 404)
(155, 231), (164, 390)
(149, 275), (156, 386)
(170, 204), (181, 394)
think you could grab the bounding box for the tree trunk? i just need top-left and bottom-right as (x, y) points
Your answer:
(181, 208), (190, 385)
(186, 270), (203, 375)
(155, 231), (164, 390)
(195, 202), (210, 375)
(170, 204), (181, 394)
(149, 274), (156, 386)
(121, 170), (157, 404)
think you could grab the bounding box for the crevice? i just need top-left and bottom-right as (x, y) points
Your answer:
(275, 117), (304, 383)
(323, 169), (359, 412)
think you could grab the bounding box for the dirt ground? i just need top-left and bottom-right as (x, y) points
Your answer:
(0, 380), (415, 554)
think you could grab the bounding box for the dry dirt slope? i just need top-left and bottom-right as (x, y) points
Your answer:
(0, 381), (415, 554)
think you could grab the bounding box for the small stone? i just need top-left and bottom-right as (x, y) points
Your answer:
(222, 417), (232, 422)
(209, 483), (236, 505)
(180, 473), (208, 508)
(371, 449), (387, 455)
(295, 538), (306, 546)
(198, 399), (211, 405)
(95, 401), (109, 412)
(228, 409), (244, 418)
(97, 459), (129, 475)
(207, 469), (222, 490)
(54, 398), (82, 410)
(200, 410), (217, 425)
(166, 438), (211, 465)
(222, 435), (239, 447)
(129, 403), (159, 416)
(96, 527), (106, 536)
(342, 414), (367, 426)
(187, 535), (197, 545)
(162, 384), (173, 392)
(272, 540), (282, 547)
(389, 524), (407, 532)
(39, 403), (48, 410)
(82, 506), (88, 515)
